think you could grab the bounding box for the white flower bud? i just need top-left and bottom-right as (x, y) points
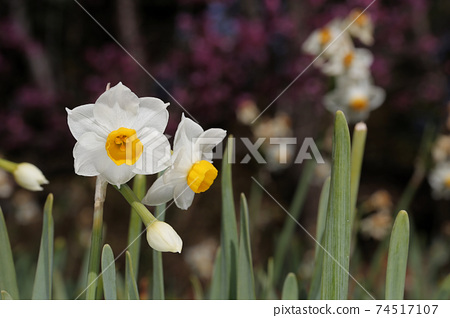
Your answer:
(146, 221), (182, 253)
(13, 163), (49, 191)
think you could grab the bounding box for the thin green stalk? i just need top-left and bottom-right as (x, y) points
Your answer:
(321, 111), (351, 300)
(396, 124), (434, 211)
(220, 135), (239, 299)
(126, 175), (146, 281)
(114, 184), (156, 227)
(85, 177), (107, 300)
(152, 201), (166, 300)
(350, 122), (367, 231)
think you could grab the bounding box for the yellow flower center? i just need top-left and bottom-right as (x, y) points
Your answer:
(105, 127), (143, 166)
(319, 28), (331, 45)
(186, 160), (218, 194)
(444, 175), (450, 189)
(349, 97), (369, 112)
(343, 52), (354, 68)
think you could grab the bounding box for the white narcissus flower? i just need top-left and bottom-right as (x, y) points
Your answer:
(302, 18), (354, 63)
(323, 76), (385, 123)
(143, 114), (226, 210)
(321, 48), (373, 79)
(13, 163), (49, 191)
(345, 9), (374, 46)
(147, 220), (183, 253)
(429, 162), (450, 200)
(66, 82), (171, 187)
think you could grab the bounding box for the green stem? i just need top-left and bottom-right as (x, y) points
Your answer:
(85, 177), (107, 300)
(126, 175), (146, 282)
(152, 201), (166, 300)
(0, 158), (18, 173)
(114, 184), (156, 227)
(350, 122), (367, 231)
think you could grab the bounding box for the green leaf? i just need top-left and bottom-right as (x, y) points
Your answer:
(264, 257), (277, 300)
(237, 194), (255, 300)
(209, 247), (225, 299)
(152, 201), (166, 300)
(32, 194), (54, 300)
(126, 175), (146, 288)
(125, 251), (139, 300)
(385, 210), (410, 300)
(282, 273), (298, 300)
(308, 177), (330, 300)
(220, 135), (239, 299)
(435, 273), (450, 300)
(350, 122), (367, 231)
(101, 244), (117, 300)
(321, 111), (351, 300)
(1, 290), (13, 300)
(274, 158), (315, 282)
(0, 207), (19, 299)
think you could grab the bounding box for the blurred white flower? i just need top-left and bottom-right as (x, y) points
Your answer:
(345, 9), (374, 46)
(143, 114), (226, 210)
(360, 209), (392, 241)
(13, 163), (49, 191)
(66, 82), (171, 187)
(12, 190), (40, 225)
(432, 135), (450, 163)
(302, 18), (354, 63)
(321, 48), (373, 79)
(146, 220), (183, 253)
(429, 162), (450, 200)
(184, 238), (217, 280)
(236, 99), (259, 125)
(323, 77), (385, 123)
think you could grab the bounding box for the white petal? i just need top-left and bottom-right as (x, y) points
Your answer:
(133, 97), (169, 133)
(93, 82), (140, 130)
(133, 127), (171, 174)
(66, 104), (108, 140)
(368, 87), (386, 111)
(73, 132), (104, 177)
(142, 175), (177, 206)
(323, 90), (342, 113)
(173, 183), (195, 210)
(170, 147), (195, 173)
(173, 114), (204, 152)
(195, 128), (227, 155)
(97, 157), (136, 187)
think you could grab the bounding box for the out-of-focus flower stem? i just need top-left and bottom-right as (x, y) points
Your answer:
(0, 158), (18, 172)
(396, 123), (435, 211)
(86, 176), (107, 300)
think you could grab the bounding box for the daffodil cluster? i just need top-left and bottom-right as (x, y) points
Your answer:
(302, 9), (385, 123)
(67, 82), (226, 253)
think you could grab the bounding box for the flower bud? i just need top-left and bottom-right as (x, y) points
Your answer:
(146, 220), (182, 253)
(13, 163), (49, 191)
